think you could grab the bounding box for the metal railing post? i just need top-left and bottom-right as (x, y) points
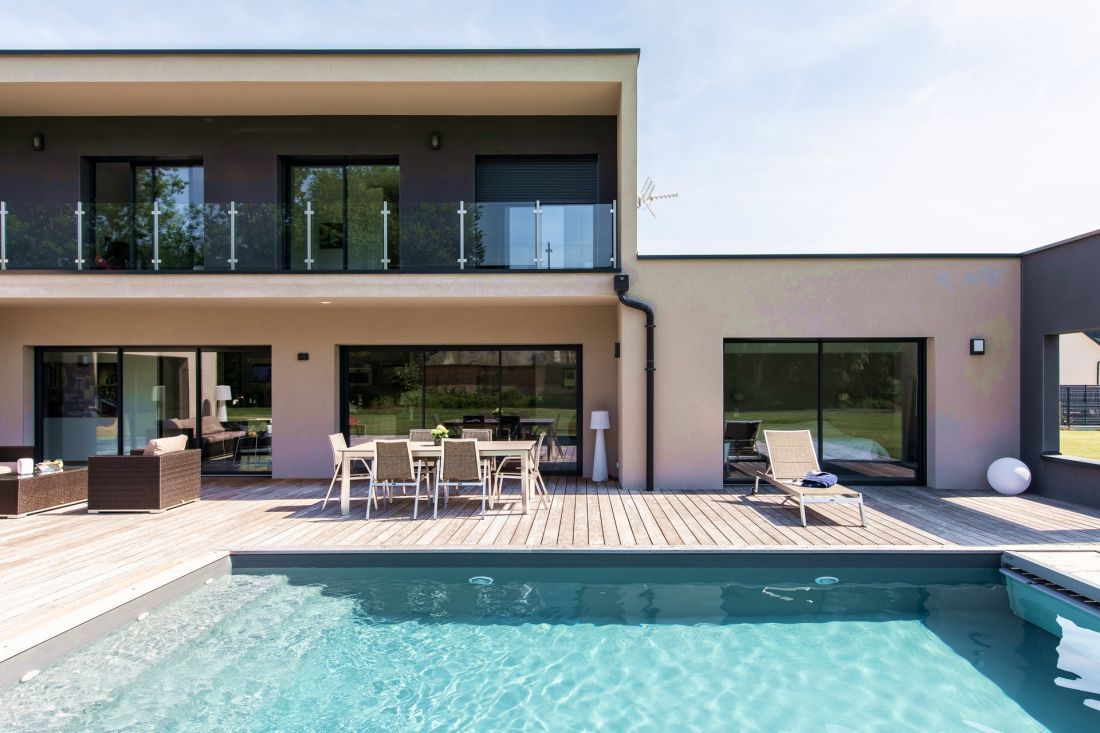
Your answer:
(74, 202), (85, 270)
(304, 201), (314, 270)
(457, 200), (467, 270)
(381, 200), (390, 270)
(151, 200), (161, 271)
(534, 199), (543, 269)
(228, 201), (238, 270)
(610, 199), (618, 268)
(0, 201), (7, 270)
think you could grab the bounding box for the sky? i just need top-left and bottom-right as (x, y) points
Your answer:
(2, 0), (1098, 255)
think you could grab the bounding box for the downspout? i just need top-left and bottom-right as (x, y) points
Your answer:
(613, 274), (655, 491)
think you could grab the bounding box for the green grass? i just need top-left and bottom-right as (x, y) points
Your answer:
(1060, 430), (1100, 461)
(724, 409), (904, 458)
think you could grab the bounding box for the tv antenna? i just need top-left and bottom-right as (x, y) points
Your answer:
(637, 177), (679, 217)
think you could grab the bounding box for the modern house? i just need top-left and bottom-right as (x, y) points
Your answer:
(0, 49), (1095, 507)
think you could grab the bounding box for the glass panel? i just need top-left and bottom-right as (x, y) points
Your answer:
(133, 165), (204, 271)
(346, 349), (423, 441)
(199, 349), (272, 473)
(1057, 331), (1100, 460)
(424, 350), (499, 431)
(821, 342), (919, 482)
(288, 166), (343, 271)
(399, 202), (460, 269)
(90, 162), (131, 269)
(347, 165), (398, 270)
(121, 351), (197, 455)
(40, 351), (119, 462)
(722, 342), (818, 482)
(5, 203), (78, 270)
(501, 349), (579, 472)
(540, 205), (595, 269)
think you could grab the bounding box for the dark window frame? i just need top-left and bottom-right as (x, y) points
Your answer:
(721, 337), (927, 486)
(340, 344), (583, 475)
(34, 344), (272, 476)
(279, 156), (400, 271)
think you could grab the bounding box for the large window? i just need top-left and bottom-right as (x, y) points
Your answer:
(1057, 330), (1100, 461)
(723, 340), (924, 484)
(343, 346), (580, 474)
(475, 155), (603, 269)
(36, 346), (271, 475)
(89, 160), (205, 270)
(285, 161), (399, 271)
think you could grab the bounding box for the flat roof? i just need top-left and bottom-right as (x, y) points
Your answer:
(0, 48), (641, 56)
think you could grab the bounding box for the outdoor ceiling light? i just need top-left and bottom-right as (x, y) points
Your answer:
(31, 133), (44, 151)
(429, 131), (441, 150)
(970, 338), (986, 355)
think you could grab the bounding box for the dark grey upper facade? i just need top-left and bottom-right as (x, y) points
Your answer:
(1021, 230), (1100, 507)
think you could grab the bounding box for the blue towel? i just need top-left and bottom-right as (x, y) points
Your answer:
(801, 471), (838, 488)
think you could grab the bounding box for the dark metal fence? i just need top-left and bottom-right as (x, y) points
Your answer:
(1060, 385), (1100, 427)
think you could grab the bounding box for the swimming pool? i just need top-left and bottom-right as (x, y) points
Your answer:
(1, 553), (1097, 732)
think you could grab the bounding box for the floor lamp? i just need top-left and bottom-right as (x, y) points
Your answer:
(590, 410), (610, 482)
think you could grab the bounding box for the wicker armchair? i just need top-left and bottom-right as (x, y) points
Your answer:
(87, 449), (201, 513)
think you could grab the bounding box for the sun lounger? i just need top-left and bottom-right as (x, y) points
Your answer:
(753, 429), (867, 527)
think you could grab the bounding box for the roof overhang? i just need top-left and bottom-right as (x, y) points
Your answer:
(0, 50), (637, 116)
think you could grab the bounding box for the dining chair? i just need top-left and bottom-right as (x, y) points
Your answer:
(460, 428), (493, 442)
(434, 439), (491, 519)
(492, 432), (548, 509)
(367, 440), (428, 520)
(323, 433), (372, 510)
(408, 429), (438, 481)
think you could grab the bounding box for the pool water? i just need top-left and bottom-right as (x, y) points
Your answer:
(2, 562), (1098, 732)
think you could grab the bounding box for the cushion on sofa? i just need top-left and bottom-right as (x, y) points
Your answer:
(144, 434), (189, 456)
(202, 416), (228, 434)
(167, 417), (196, 431)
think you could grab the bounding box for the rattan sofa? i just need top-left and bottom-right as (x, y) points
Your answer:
(87, 449), (201, 513)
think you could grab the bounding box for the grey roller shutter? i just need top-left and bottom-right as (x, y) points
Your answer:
(476, 156), (597, 203)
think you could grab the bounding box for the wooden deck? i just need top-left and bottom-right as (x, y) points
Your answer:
(3, 476), (1100, 664)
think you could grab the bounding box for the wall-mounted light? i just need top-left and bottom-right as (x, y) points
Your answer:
(429, 131), (441, 151)
(31, 133), (45, 152)
(970, 337), (986, 355)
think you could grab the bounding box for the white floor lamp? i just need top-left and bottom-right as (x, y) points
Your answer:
(215, 385), (232, 422)
(590, 410), (610, 482)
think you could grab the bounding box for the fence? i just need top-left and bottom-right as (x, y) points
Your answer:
(1060, 385), (1100, 428)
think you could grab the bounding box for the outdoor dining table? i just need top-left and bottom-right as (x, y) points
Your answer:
(336, 439), (537, 517)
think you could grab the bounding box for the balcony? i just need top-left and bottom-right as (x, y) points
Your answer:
(0, 199), (618, 273)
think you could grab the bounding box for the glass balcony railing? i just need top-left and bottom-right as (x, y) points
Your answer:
(0, 199), (618, 273)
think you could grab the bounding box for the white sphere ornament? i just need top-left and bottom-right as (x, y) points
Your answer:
(987, 458), (1031, 495)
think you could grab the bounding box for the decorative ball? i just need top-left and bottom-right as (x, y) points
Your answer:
(987, 458), (1031, 495)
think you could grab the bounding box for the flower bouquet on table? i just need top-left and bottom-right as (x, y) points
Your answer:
(430, 425), (449, 445)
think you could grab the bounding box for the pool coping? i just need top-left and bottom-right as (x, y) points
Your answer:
(3, 545), (1098, 690)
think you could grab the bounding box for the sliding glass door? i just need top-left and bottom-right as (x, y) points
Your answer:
(286, 161), (399, 271)
(342, 346), (581, 474)
(36, 346), (271, 475)
(723, 339), (924, 484)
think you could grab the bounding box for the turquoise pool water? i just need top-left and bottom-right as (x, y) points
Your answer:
(2, 561), (1098, 732)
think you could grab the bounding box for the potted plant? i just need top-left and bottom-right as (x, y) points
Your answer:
(430, 424), (449, 445)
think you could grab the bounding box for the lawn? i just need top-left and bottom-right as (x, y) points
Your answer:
(1059, 430), (1100, 461)
(724, 409), (904, 458)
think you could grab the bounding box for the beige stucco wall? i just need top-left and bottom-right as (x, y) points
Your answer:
(614, 258), (1021, 491)
(1059, 332), (1100, 385)
(0, 303), (619, 479)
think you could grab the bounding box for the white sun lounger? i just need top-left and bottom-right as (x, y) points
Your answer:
(753, 429), (867, 528)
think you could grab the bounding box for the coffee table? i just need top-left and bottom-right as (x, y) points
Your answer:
(0, 468), (89, 518)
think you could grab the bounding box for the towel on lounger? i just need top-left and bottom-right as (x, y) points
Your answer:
(801, 471), (838, 488)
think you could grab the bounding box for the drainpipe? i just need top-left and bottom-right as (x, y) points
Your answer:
(613, 274), (655, 491)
